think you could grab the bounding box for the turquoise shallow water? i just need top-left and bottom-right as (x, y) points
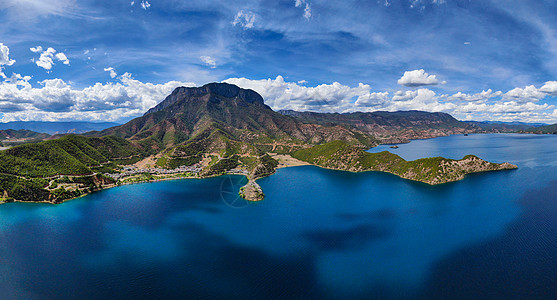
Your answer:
(0, 134), (556, 299)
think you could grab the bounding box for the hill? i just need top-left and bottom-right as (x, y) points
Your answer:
(280, 110), (478, 143)
(292, 140), (517, 185)
(0, 129), (50, 147)
(521, 123), (557, 134)
(0, 121), (120, 134)
(463, 121), (543, 132)
(0, 134), (144, 203)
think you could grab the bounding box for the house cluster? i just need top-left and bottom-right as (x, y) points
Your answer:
(105, 164), (203, 180)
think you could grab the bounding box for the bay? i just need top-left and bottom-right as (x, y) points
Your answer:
(1, 134), (556, 299)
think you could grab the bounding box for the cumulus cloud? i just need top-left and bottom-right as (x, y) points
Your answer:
(397, 69), (439, 87)
(504, 85), (546, 102)
(355, 92), (390, 107)
(1, 70), (556, 123)
(539, 81), (557, 96)
(0, 43), (16, 78)
(30, 46), (43, 53)
(200, 56), (217, 68)
(224, 76), (387, 112)
(55, 53), (70, 65)
(0, 73), (195, 122)
(295, 0), (312, 20)
(232, 10), (256, 29)
(224, 76), (557, 123)
(140, 0), (151, 10)
(446, 89), (502, 103)
(104, 67), (117, 78)
(31, 47), (70, 70)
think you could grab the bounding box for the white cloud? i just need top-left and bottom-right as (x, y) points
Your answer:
(0, 0), (78, 20)
(30, 46), (43, 53)
(200, 56), (217, 68)
(1, 70), (556, 123)
(104, 67), (117, 78)
(0, 43), (16, 79)
(31, 47), (70, 70)
(232, 10), (256, 29)
(224, 76), (557, 123)
(295, 0), (312, 20)
(0, 73), (195, 122)
(446, 89), (502, 103)
(130, 1), (135, 6)
(34, 47), (56, 70)
(55, 53), (70, 65)
(140, 0), (150, 10)
(355, 92), (390, 107)
(539, 81), (557, 96)
(397, 69), (439, 87)
(504, 85), (546, 102)
(224, 76), (386, 112)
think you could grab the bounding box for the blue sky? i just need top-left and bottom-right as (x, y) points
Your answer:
(1, 0), (557, 123)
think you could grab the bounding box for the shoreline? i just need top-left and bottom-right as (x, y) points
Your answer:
(2, 133), (535, 206)
(1, 171), (256, 206)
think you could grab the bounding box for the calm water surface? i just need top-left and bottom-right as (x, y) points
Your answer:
(1, 134), (556, 299)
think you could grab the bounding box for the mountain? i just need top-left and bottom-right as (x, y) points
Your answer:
(522, 123), (557, 134)
(0, 121), (120, 135)
(279, 110), (478, 143)
(0, 129), (49, 142)
(463, 121), (543, 132)
(98, 82), (376, 151)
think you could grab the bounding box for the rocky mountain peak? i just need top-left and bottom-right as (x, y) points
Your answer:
(144, 82), (264, 115)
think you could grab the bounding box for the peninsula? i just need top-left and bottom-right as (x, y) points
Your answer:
(0, 83), (517, 204)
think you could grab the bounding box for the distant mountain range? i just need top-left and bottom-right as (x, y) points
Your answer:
(463, 120), (546, 132)
(279, 109), (477, 144)
(0, 121), (120, 135)
(521, 123), (557, 134)
(0, 129), (49, 141)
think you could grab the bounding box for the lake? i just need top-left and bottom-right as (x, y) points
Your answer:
(1, 134), (556, 299)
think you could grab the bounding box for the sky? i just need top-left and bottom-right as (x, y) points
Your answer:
(1, 0), (557, 124)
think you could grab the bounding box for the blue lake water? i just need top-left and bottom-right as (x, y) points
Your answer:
(0, 133), (556, 299)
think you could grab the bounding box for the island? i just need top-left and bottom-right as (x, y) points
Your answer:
(0, 83), (518, 204)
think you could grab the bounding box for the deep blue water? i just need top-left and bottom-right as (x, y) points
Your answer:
(1, 134), (556, 299)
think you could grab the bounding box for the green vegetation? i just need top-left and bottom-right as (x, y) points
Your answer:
(202, 155), (239, 176)
(120, 173), (155, 184)
(0, 134), (145, 178)
(0, 134), (144, 203)
(292, 140), (516, 185)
